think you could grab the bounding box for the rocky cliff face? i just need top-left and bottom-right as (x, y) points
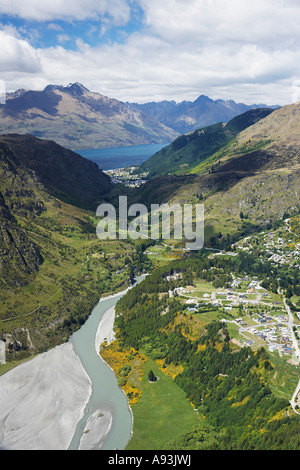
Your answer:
(0, 145), (45, 287)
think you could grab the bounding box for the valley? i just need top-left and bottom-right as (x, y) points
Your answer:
(2, 0), (300, 455)
(0, 135), (150, 367)
(0, 93), (300, 451)
(96, 100), (300, 450)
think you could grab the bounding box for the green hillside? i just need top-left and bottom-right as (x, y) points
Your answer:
(0, 134), (112, 210)
(0, 135), (149, 365)
(139, 108), (274, 178)
(131, 102), (300, 245)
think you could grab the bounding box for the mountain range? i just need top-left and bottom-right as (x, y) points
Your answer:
(128, 95), (279, 134)
(133, 100), (300, 241)
(1, 83), (178, 150)
(0, 83), (277, 150)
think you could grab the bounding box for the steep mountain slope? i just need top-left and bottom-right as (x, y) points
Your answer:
(133, 101), (300, 241)
(0, 134), (144, 359)
(0, 185), (44, 289)
(0, 133), (112, 286)
(139, 108), (274, 177)
(0, 83), (178, 150)
(129, 95), (278, 134)
(231, 100), (300, 148)
(0, 139), (55, 289)
(0, 134), (112, 210)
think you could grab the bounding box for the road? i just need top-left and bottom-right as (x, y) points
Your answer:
(291, 379), (300, 415)
(282, 295), (300, 360)
(226, 285), (300, 415)
(281, 290), (300, 414)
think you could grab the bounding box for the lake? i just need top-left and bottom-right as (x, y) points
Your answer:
(77, 143), (168, 170)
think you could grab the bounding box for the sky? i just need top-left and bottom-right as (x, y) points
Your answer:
(0, 0), (300, 105)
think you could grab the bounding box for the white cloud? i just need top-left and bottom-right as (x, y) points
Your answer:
(57, 34), (70, 44)
(47, 23), (63, 31)
(2, 28), (299, 105)
(139, 0), (300, 48)
(22, 30), (295, 105)
(0, 30), (41, 73)
(1, 0), (300, 105)
(0, 0), (131, 24)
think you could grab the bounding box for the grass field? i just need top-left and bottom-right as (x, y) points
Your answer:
(126, 358), (200, 450)
(145, 245), (183, 267)
(266, 352), (300, 400)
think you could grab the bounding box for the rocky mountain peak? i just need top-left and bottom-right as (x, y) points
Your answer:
(65, 82), (90, 96)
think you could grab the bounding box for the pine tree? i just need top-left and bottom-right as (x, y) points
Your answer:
(148, 370), (156, 382)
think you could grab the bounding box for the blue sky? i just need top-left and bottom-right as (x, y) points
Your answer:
(0, 2), (145, 49)
(0, 0), (300, 105)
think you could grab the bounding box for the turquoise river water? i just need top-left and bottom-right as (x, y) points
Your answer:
(68, 275), (146, 450)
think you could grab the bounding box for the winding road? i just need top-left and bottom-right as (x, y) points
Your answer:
(281, 293), (300, 414)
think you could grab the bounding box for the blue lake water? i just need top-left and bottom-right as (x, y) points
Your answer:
(77, 143), (168, 170)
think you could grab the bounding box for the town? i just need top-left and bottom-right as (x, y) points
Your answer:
(105, 166), (149, 188)
(233, 219), (300, 269)
(144, 216), (300, 367)
(166, 274), (299, 361)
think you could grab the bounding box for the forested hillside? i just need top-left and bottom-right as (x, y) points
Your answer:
(113, 252), (300, 450)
